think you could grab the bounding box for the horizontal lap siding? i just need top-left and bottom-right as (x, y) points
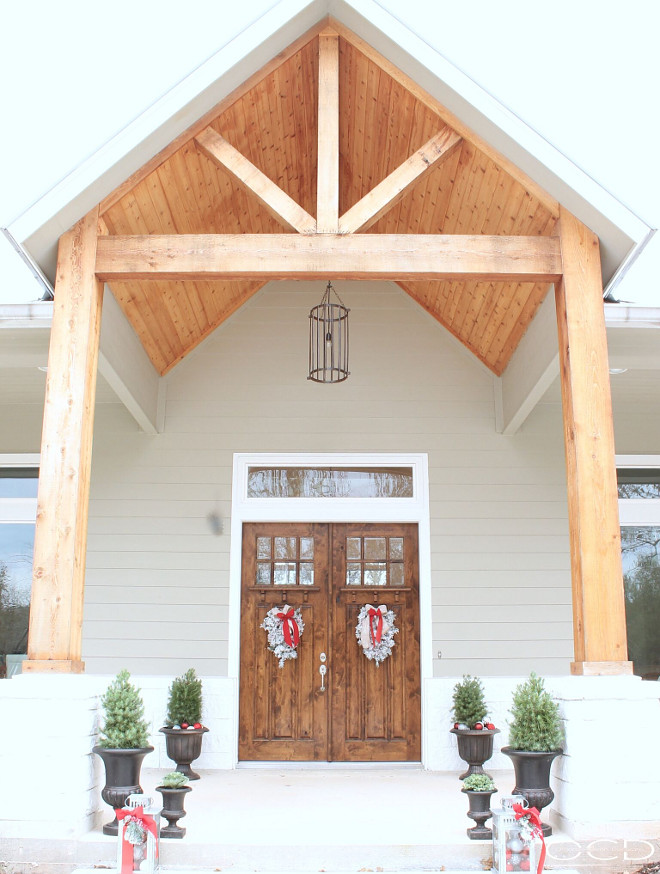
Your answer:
(82, 280), (573, 675)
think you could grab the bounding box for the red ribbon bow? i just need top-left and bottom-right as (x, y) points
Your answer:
(116, 805), (159, 874)
(513, 803), (545, 874)
(367, 607), (384, 646)
(277, 608), (300, 647)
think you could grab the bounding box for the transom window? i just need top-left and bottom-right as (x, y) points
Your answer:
(247, 466), (414, 499)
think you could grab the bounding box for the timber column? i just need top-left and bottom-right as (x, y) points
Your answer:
(555, 206), (632, 676)
(23, 208), (103, 673)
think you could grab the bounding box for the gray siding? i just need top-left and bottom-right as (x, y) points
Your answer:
(82, 280), (575, 676)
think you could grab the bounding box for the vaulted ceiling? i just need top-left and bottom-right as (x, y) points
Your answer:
(98, 19), (559, 376)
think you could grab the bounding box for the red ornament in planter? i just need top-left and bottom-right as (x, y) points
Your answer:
(193, 723), (202, 729)
(486, 722), (496, 730)
(181, 722), (189, 729)
(474, 722), (483, 730)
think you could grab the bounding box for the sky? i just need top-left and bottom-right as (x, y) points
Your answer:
(0, 0), (658, 305)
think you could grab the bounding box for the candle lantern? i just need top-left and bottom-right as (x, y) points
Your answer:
(116, 793), (160, 874)
(491, 795), (542, 874)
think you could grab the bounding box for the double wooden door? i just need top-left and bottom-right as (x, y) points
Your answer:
(239, 522), (420, 761)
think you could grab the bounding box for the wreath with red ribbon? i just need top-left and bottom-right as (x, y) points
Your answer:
(355, 604), (398, 666)
(261, 605), (305, 668)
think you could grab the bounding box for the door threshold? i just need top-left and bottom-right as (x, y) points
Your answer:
(237, 761), (423, 769)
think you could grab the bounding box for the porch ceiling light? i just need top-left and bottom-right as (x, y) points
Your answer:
(308, 281), (350, 383)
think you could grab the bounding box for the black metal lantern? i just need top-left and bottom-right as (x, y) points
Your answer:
(308, 281), (350, 383)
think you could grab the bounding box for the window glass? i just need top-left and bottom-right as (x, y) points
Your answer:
(0, 523), (34, 678)
(247, 467), (413, 498)
(622, 526), (660, 679)
(0, 468), (39, 498)
(617, 468), (660, 499)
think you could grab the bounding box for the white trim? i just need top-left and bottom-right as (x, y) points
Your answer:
(0, 498), (37, 524)
(0, 454), (40, 468)
(228, 451), (432, 767)
(616, 455), (660, 467)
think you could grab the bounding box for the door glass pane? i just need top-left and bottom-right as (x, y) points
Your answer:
(622, 526), (660, 678)
(346, 537), (361, 560)
(300, 537), (314, 559)
(346, 563), (361, 586)
(247, 466), (413, 498)
(364, 562), (387, 587)
(0, 523), (34, 678)
(273, 562), (297, 586)
(256, 537), (271, 559)
(364, 537), (386, 560)
(299, 563), (314, 586)
(389, 563), (404, 586)
(274, 537), (297, 559)
(256, 562), (271, 585)
(389, 537), (404, 560)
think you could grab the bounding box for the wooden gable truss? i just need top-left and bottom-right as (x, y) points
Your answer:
(23, 20), (630, 678)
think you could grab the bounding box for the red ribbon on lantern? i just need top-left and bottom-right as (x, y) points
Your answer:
(367, 607), (384, 646)
(116, 805), (159, 874)
(276, 608), (300, 647)
(513, 803), (546, 874)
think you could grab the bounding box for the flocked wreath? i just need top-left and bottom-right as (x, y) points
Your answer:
(261, 605), (305, 668)
(355, 604), (398, 666)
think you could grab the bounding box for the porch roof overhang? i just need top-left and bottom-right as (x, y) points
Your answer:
(5, 1), (651, 384)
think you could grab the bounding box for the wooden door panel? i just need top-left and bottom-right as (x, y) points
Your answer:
(239, 523), (329, 761)
(239, 522), (420, 762)
(330, 524), (421, 761)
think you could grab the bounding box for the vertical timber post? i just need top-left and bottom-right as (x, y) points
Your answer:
(317, 29), (339, 233)
(23, 207), (104, 673)
(555, 206), (632, 676)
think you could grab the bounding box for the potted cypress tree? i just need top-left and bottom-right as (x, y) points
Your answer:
(156, 771), (192, 838)
(93, 670), (153, 835)
(501, 672), (564, 836)
(450, 675), (499, 778)
(160, 668), (208, 780)
(461, 773), (497, 840)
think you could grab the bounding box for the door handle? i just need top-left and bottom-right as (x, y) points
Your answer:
(319, 652), (327, 692)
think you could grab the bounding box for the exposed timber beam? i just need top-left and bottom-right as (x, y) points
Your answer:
(316, 29), (339, 232)
(555, 207), (632, 676)
(194, 128), (317, 234)
(96, 234), (562, 282)
(496, 290), (559, 434)
(338, 127), (463, 234)
(98, 286), (165, 434)
(23, 208), (104, 674)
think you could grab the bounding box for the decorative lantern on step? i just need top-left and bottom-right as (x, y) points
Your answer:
(491, 795), (544, 874)
(116, 793), (160, 874)
(308, 281), (349, 383)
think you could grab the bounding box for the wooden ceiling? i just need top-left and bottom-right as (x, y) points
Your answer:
(99, 20), (558, 376)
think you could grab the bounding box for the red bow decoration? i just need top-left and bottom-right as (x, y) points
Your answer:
(367, 607), (384, 646)
(277, 608), (300, 647)
(116, 805), (158, 874)
(513, 803), (545, 874)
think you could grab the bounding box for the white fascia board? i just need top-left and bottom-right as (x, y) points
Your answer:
(605, 304), (660, 328)
(98, 286), (164, 434)
(8, 0), (326, 280)
(0, 302), (53, 329)
(329, 0), (650, 281)
(495, 290), (559, 435)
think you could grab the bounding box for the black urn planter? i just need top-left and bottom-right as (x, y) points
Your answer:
(501, 746), (563, 837)
(160, 727), (208, 780)
(157, 784), (192, 838)
(451, 728), (500, 779)
(92, 745), (154, 835)
(462, 788), (496, 840)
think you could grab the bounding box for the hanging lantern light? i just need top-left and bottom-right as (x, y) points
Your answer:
(308, 281), (350, 383)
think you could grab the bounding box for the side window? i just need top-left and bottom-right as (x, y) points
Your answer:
(0, 466), (38, 678)
(618, 466), (660, 680)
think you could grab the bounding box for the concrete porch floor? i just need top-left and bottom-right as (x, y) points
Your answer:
(65, 766), (580, 873)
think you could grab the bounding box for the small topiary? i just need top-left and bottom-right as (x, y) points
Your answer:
(159, 771), (190, 788)
(508, 672), (564, 752)
(462, 773), (496, 792)
(452, 675), (488, 728)
(166, 668), (203, 727)
(98, 669), (150, 749)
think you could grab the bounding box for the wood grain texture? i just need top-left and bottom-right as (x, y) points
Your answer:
(317, 31), (340, 232)
(96, 234), (562, 282)
(555, 207), (630, 672)
(25, 207), (104, 671)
